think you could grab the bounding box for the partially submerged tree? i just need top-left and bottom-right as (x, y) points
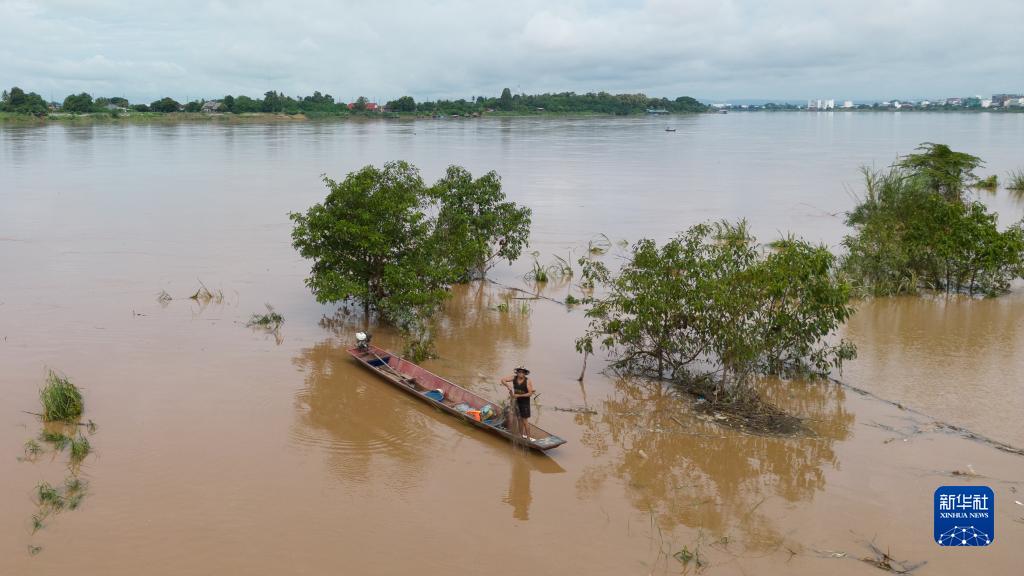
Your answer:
(290, 162), (531, 358)
(844, 145), (1024, 296)
(429, 166), (531, 280)
(576, 220), (856, 404)
(896, 142), (981, 204)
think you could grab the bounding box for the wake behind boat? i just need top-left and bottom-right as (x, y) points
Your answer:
(347, 335), (567, 452)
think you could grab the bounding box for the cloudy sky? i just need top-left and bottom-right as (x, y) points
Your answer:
(1, 0), (1021, 104)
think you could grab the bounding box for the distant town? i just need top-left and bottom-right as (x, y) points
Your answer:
(710, 93), (1024, 111)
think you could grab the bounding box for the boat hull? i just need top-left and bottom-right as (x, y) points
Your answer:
(347, 345), (566, 451)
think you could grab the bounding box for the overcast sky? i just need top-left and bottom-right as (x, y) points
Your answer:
(1, 0), (1021, 104)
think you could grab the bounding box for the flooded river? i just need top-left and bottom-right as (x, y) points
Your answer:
(2, 114), (1023, 574)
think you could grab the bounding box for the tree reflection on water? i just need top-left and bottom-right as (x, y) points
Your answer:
(577, 376), (854, 553)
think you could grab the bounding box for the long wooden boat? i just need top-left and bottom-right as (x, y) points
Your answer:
(347, 343), (566, 451)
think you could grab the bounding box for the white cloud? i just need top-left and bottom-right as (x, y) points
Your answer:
(0, 0), (1020, 103)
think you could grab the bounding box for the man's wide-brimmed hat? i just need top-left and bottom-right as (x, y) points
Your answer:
(514, 365), (530, 375)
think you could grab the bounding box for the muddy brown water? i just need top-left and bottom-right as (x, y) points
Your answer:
(2, 115), (1023, 574)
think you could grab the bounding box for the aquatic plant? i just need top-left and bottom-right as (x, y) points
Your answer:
(39, 371), (83, 421)
(40, 430), (72, 451)
(564, 294), (580, 307)
(588, 233), (611, 255)
(189, 280), (223, 303)
(524, 257), (550, 283)
(495, 302), (510, 312)
(31, 514), (45, 533)
(1008, 169), (1024, 192)
(550, 254), (573, 278)
(247, 304), (284, 330)
(975, 175), (998, 190)
(23, 439), (43, 457)
(28, 544), (42, 556)
(36, 482), (65, 511)
(69, 434), (91, 462)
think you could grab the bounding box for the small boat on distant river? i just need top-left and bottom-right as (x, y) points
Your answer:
(347, 335), (567, 452)
(665, 127), (676, 132)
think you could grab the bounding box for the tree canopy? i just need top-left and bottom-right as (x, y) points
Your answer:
(577, 220), (855, 400)
(290, 162), (531, 357)
(149, 97), (181, 112)
(1, 86), (48, 115)
(62, 92), (95, 114)
(843, 151), (1024, 297)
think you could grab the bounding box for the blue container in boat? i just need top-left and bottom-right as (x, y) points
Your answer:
(424, 389), (444, 402)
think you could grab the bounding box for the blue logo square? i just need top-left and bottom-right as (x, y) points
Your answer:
(934, 486), (994, 546)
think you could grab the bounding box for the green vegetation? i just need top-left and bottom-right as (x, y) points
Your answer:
(896, 143), (982, 203)
(150, 96), (181, 112)
(576, 220), (855, 425)
(1, 87), (47, 115)
(525, 257), (550, 283)
(40, 430), (72, 451)
(843, 145), (1024, 297)
(36, 482), (65, 510)
(40, 371), (84, 421)
(976, 175), (998, 190)
(1008, 169), (1024, 192)
(3, 85), (707, 121)
(23, 439), (43, 458)
(247, 304), (284, 330)
(430, 166), (532, 280)
(69, 434), (91, 462)
(290, 161), (531, 359)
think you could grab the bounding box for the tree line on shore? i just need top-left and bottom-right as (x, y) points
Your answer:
(289, 143), (1024, 429)
(1, 85), (707, 117)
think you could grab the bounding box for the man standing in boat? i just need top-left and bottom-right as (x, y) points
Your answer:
(502, 366), (535, 437)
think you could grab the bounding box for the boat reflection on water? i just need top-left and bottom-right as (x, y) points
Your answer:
(504, 452), (566, 521)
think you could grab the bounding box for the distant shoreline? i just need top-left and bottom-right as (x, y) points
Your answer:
(3, 108), (1023, 125)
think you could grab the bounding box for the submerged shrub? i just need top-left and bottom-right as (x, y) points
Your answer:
(576, 220), (856, 399)
(843, 155), (1024, 297)
(39, 371), (84, 421)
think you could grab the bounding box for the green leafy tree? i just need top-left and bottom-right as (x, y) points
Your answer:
(150, 97), (181, 112)
(352, 96), (368, 111)
(184, 100), (203, 112)
(290, 162), (532, 358)
(843, 163), (1024, 296)
(897, 142), (982, 204)
(232, 95), (260, 113)
(386, 95), (416, 112)
(222, 95), (235, 112)
(290, 162), (448, 323)
(428, 166), (531, 279)
(577, 220), (855, 400)
(499, 87), (513, 111)
(2, 86), (48, 115)
(62, 92), (95, 113)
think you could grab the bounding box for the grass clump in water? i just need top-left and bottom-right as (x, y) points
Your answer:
(39, 371), (84, 421)
(975, 175), (998, 190)
(36, 482), (65, 511)
(69, 435), (91, 462)
(247, 304), (284, 330)
(23, 439), (43, 458)
(1008, 169), (1024, 192)
(40, 430), (72, 451)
